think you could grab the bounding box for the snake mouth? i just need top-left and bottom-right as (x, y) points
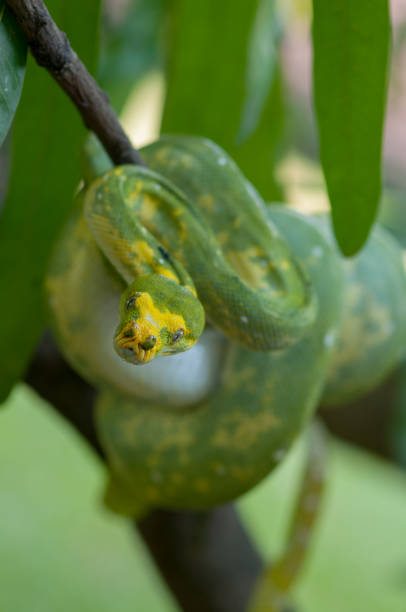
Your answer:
(114, 330), (158, 365)
(133, 343), (156, 364)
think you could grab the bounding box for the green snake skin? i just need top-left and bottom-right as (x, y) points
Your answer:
(46, 135), (406, 516)
(308, 215), (406, 407)
(83, 137), (317, 357)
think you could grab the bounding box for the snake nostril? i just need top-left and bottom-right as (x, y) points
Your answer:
(140, 335), (157, 350)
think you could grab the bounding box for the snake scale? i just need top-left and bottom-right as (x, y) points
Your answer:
(46, 135), (406, 518)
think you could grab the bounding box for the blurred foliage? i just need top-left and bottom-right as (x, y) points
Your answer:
(0, 0), (395, 401)
(312, 0), (391, 256)
(162, 0), (285, 201)
(241, 435), (406, 612)
(0, 1), (405, 609)
(389, 360), (406, 468)
(378, 190), (406, 468)
(237, 0), (281, 143)
(2, 387), (406, 611)
(98, 0), (164, 113)
(0, 0), (26, 146)
(0, 385), (177, 612)
(379, 189), (406, 249)
(0, 0), (101, 403)
(248, 423), (328, 612)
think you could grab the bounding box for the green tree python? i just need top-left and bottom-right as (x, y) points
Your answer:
(46, 135), (406, 518)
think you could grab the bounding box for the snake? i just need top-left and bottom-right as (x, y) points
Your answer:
(46, 134), (344, 516)
(45, 135), (406, 612)
(82, 136), (318, 363)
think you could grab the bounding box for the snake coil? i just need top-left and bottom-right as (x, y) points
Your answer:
(46, 135), (406, 517)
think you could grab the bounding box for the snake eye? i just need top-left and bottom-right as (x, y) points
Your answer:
(125, 293), (141, 310)
(123, 328), (135, 338)
(172, 329), (185, 344)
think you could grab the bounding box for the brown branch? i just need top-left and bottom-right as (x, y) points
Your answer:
(5, 0), (144, 166)
(138, 506), (263, 612)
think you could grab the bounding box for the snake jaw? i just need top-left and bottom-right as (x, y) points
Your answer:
(114, 324), (159, 365)
(134, 344), (156, 364)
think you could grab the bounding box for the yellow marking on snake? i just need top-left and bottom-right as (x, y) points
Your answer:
(227, 247), (274, 290)
(135, 239), (155, 261)
(198, 194), (214, 211)
(211, 411), (279, 448)
(216, 230), (229, 246)
(88, 214), (147, 276)
(116, 292), (188, 363)
(129, 183), (143, 200)
(327, 284), (395, 379)
(135, 240), (180, 283)
(139, 193), (158, 222)
(194, 478), (210, 492)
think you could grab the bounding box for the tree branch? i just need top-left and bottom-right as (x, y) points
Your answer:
(25, 333), (263, 612)
(5, 0), (144, 166)
(138, 506), (263, 612)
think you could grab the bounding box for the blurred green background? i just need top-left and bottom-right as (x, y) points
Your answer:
(2, 0), (406, 610)
(2, 386), (406, 612)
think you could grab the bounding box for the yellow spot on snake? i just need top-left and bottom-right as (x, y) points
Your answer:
(117, 292), (188, 362)
(156, 267), (179, 282)
(198, 194), (214, 210)
(139, 194), (159, 223)
(211, 411), (279, 448)
(194, 478), (210, 492)
(129, 183), (143, 199)
(136, 240), (181, 283)
(135, 240), (156, 262)
(327, 283), (395, 382)
(133, 292), (185, 342)
(216, 230), (229, 246)
(227, 247), (271, 290)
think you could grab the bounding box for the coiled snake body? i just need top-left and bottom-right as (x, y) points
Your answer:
(47, 136), (344, 515)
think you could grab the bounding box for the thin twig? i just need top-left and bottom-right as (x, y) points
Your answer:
(5, 0), (144, 166)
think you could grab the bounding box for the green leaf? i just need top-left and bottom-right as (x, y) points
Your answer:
(234, 68), (285, 201)
(237, 0), (281, 144)
(0, 0), (101, 403)
(0, 1), (27, 146)
(98, 0), (164, 113)
(312, 0), (391, 256)
(162, 0), (284, 201)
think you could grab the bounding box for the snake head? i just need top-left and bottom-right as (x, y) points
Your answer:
(114, 274), (205, 365)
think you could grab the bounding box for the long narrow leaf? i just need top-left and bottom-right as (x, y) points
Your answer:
(162, 0), (284, 201)
(0, 0), (101, 402)
(98, 0), (163, 113)
(312, 0), (391, 256)
(238, 0), (281, 144)
(0, 0), (27, 146)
